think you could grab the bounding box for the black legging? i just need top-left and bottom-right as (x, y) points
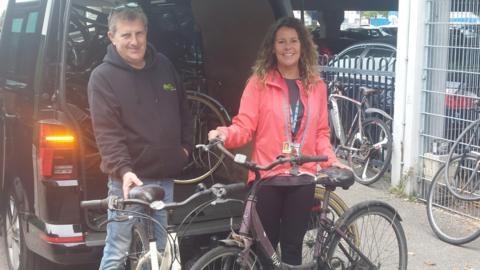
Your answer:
(256, 183), (316, 266)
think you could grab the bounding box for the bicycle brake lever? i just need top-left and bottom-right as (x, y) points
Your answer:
(211, 184), (227, 198)
(195, 183), (207, 192)
(195, 144), (209, 151)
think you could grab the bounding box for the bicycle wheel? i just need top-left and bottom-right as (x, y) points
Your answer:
(444, 119), (480, 201)
(127, 224), (149, 270)
(347, 117), (393, 185)
(326, 202), (407, 270)
(302, 185), (351, 264)
(427, 153), (480, 245)
(175, 91), (230, 184)
(190, 246), (263, 270)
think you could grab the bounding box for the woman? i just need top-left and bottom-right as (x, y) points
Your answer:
(208, 17), (347, 265)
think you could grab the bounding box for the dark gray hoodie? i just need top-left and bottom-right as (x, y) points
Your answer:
(88, 44), (193, 180)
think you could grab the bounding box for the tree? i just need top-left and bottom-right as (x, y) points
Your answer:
(362, 11), (388, 19)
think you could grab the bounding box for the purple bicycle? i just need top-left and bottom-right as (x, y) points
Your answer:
(191, 139), (407, 270)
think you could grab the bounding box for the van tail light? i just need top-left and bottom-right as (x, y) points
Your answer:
(38, 122), (77, 180)
(40, 233), (85, 243)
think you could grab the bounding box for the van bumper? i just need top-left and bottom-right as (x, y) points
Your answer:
(25, 218), (105, 265)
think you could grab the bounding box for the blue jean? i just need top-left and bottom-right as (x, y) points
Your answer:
(99, 178), (174, 270)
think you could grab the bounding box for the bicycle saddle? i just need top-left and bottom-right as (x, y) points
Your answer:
(129, 184), (165, 203)
(360, 86), (382, 97)
(316, 167), (354, 190)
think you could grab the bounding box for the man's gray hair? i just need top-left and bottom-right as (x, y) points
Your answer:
(108, 5), (148, 34)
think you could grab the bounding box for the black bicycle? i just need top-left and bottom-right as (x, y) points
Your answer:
(191, 140), (407, 270)
(443, 99), (480, 201)
(427, 153), (480, 245)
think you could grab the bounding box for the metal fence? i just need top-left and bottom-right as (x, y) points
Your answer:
(419, 0), (480, 213)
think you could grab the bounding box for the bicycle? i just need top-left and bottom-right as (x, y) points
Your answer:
(443, 99), (480, 201)
(191, 140), (407, 270)
(80, 181), (245, 269)
(328, 82), (393, 185)
(190, 140), (353, 262)
(175, 90), (232, 184)
(426, 153), (480, 245)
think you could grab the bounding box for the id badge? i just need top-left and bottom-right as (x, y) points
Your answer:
(291, 143), (301, 155)
(282, 142), (292, 154)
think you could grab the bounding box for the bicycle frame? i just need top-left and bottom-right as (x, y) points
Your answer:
(329, 92), (364, 148)
(234, 177), (376, 269)
(139, 206), (180, 270)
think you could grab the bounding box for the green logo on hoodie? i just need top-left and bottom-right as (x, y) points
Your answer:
(163, 83), (176, 91)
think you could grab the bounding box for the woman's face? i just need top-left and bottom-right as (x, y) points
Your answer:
(274, 26), (301, 71)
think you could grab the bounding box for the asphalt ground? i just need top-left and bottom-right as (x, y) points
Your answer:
(1, 180), (479, 270)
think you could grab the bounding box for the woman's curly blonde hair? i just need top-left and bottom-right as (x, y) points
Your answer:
(252, 17), (319, 90)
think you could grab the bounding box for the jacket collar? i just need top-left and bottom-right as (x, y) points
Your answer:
(265, 70), (287, 90)
(264, 69), (322, 93)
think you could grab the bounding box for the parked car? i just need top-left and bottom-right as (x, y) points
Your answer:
(0, 0), (285, 269)
(325, 42), (397, 116)
(379, 25), (397, 36)
(340, 26), (392, 41)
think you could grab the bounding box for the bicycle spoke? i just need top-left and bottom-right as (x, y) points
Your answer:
(347, 118), (392, 185)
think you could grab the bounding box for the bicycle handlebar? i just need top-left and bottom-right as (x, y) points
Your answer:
(207, 139), (328, 172)
(80, 198), (110, 209)
(80, 182), (245, 211)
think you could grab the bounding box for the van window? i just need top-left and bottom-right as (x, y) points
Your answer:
(0, 1), (45, 91)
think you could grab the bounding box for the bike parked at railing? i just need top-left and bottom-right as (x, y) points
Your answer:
(426, 99), (480, 245)
(328, 81), (393, 185)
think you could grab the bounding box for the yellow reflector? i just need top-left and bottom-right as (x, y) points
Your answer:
(45, 136), (75, 142)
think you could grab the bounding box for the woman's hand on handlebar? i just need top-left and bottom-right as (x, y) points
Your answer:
(208, 129), (227, 142)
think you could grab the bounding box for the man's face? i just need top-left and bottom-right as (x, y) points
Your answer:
(108, 18), (147, 69)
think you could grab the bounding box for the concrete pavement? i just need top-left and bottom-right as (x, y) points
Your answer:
(335, 180), (480, 270)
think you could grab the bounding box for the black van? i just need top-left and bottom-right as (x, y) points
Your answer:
(0, 0), (289, 269)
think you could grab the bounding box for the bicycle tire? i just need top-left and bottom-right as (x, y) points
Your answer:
(444, 118), (480, 201)
(302, 185), (350, 264)
(175, 91), (230, 184)
(427, 153), (480, 245)
(190, 246), (263, 270)
(326, 201), (407, 270)
(127, 224), (149, 270)
(347, 117), (393, 185)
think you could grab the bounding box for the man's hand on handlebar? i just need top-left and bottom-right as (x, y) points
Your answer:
(122, 171), (143, 199)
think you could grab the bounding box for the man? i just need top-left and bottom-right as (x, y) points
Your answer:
(87, 3), (193, 269)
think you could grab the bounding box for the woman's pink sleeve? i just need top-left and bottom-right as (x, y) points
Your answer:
(217, 78), (260, 148)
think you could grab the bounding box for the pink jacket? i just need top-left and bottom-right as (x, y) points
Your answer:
(217, 70), (337, 183)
